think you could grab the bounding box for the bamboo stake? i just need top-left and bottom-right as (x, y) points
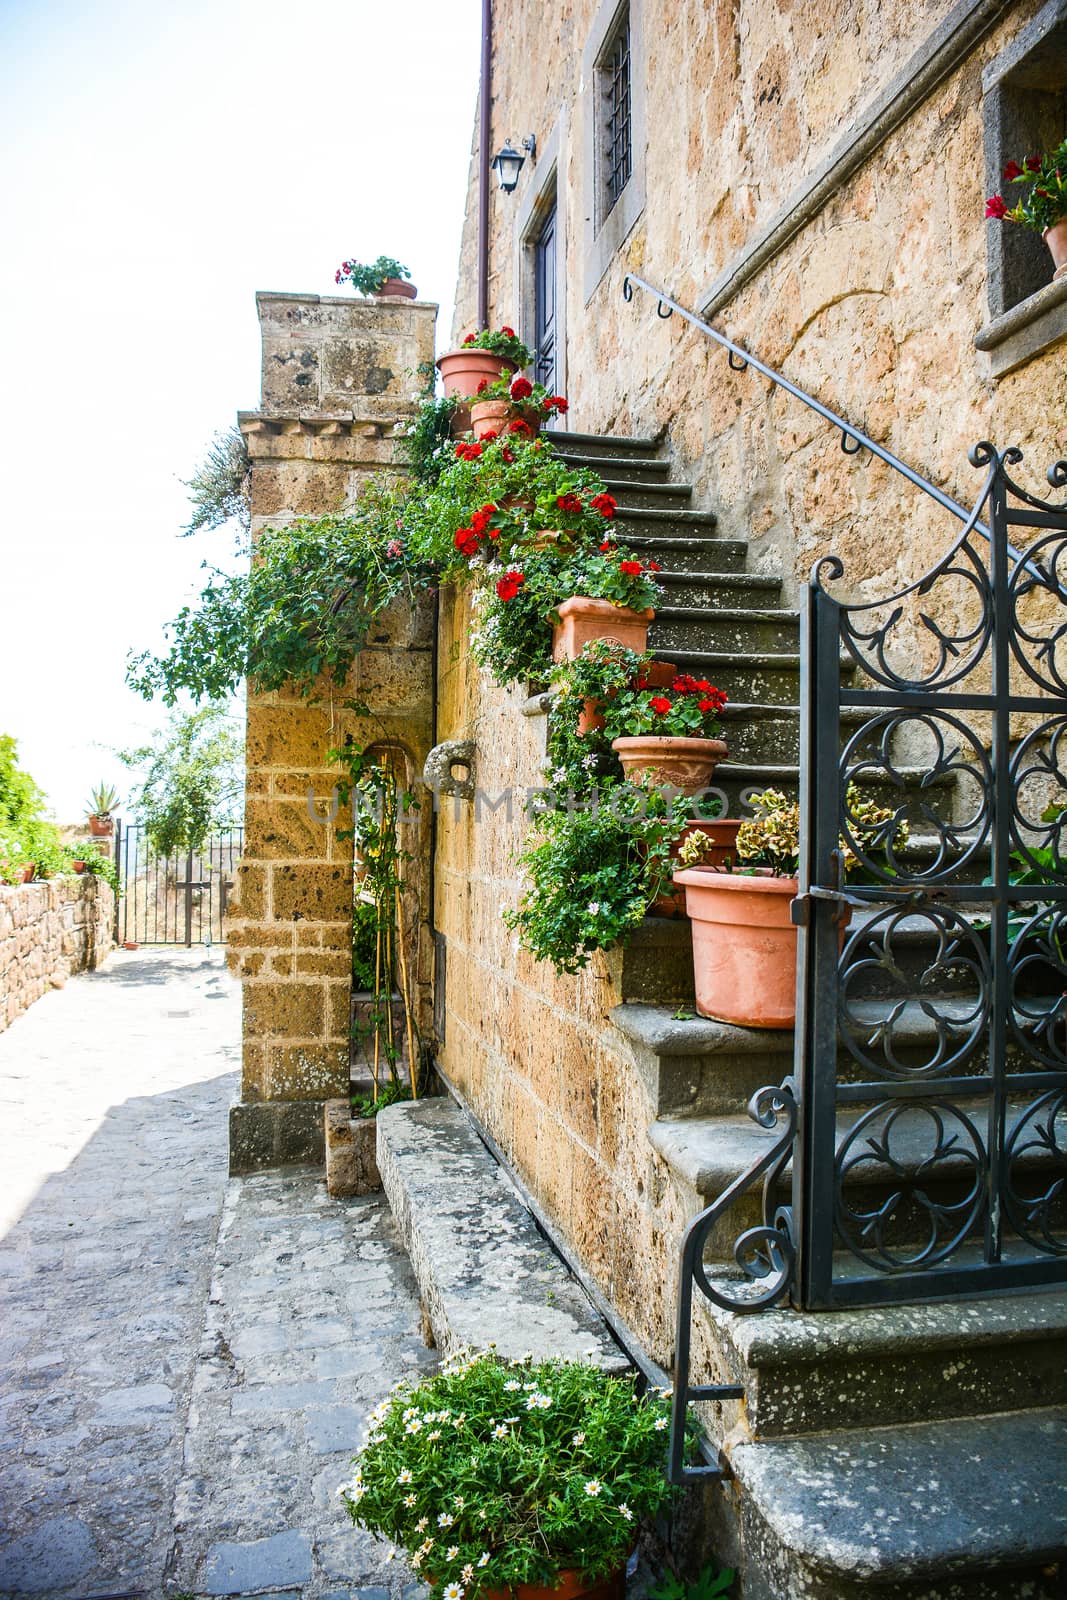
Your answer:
(394, 881), (418, 1101)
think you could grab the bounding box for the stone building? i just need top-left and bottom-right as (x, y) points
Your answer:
(228, 1), (1067, 1593)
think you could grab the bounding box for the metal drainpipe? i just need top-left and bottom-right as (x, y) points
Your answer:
(477, 0), (492, 330)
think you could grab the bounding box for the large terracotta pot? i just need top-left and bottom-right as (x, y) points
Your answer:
(578, 658), (677, 735)
(612, 735), (727, 796)
(374, 278), (417, 299)
(1044, 217), (1067, 281)
(673, 867), (799, 1026)
(437, 348), (519, 432)
(552, 596), (655, 663)
(88, 814), (113, 838)
(470, 399), (541, 440)
(483, 1567), (626, 1600)
(651, 819), (742, 918)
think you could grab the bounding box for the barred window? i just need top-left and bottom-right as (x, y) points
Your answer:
(602, 12), (632, 215)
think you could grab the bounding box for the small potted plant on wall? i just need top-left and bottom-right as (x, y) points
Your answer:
(339, 1348), (677, 1599)
(86, 782), (120, 838)
(552, 544), (661, 662)
(602, 671), (729, 796)
(335, 255), (418, 299)
(986, 138), (1067, 282)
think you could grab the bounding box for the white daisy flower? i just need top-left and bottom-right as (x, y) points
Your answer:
(584, 1479), (602, 1497)
(385, 1547), (397, 1562)
(447, 1546), (460, 1560)
(492, 1423), (509, 1439)
(477, 1552), (491, 1567)
(526, 1392), (552, 1410)
(428, 1429), (442, 1440)
(404, 1493), (417, 1507)
(619, 1504), (633, 1521)
(504, 1380), (521, 1391)
(411, 1553), (423, 1569)
(572, 1431), (586, 1445)
(397, 1469), (413, 1484)
(443, 1585), (465, 1600)
(438, 1511), (455, 1528)
(654, 1416), (669, 1431)
(453, 1495), (466, 1508)
(587, 901), (601, 915)
(462, 1564), (475, 1582)
(416, 1517), (429, 1532)
(405, 1417), (423, 1434)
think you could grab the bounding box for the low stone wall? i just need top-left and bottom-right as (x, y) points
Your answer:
(0, 876), (115, 1031)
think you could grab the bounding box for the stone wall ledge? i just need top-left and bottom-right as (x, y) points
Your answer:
(974, 276), (1067, 380)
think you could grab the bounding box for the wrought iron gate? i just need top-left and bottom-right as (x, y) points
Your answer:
(115, 823), (243, 946)
(793, 443), (1067, 1308)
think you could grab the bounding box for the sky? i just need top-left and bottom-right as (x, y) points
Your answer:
(0, 0), (481, 822)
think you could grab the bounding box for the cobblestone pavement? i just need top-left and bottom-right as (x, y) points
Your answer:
(0, 948), (434, 1599)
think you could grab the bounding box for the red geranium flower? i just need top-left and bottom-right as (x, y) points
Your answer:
(495, 569), (525, 602)
(1004, 160), (1023, 182)
(502, 447), (515, 463)
(543, 395), (569, 414)
(1026, 154), (1043, 173)
(501, 325), (516, 337)
(454, 528), (480, 558)
(477, 377), (490, 394)
(591, 493), (617, 518)
(698, 699), (716, 713)
(985, 195), (1009, 219)
(650, 697), (672, 715)
(480, 430), (500, 442)
(508, 418), (532, 435)
(455, 441), (483, 461)
(510, 376), (533, 401)
(648, 560), (661, 572)
(599, 539), (616, 554)
(463, 332), (476, 345)
(557, 492), (583, 514)
(619, 560), (643, 576)
(635, 678), (650, 690)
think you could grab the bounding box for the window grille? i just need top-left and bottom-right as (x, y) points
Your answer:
(603, 14), (632, 214)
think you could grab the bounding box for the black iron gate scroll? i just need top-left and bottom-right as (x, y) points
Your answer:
(794, 443), (1067, 1310)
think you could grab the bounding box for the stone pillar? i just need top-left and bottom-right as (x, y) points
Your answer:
(227, 290), (437, 1172)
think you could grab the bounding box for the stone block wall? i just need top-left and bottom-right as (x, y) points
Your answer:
(226, 291), (438, 1173)
(0, 876), (115, 1032)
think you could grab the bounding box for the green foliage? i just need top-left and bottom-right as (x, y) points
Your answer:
(118, 703), (243, 858)
(504, 785), (692, 974)
(85, 781), (121, 818)
(350, 1079), (413, 1120)
(458, 325), (533, 365)
(340, 1349), (679, 1592)
(336, 255), (411, 294)
(128, 483), (426, 704)
(0, 736), (67, 884)
(180, 427), (251, 539)
(68, 845), (121, 895)
(648, 1561), (736, 1600)
(399, 368), (460, 487)
(600, 671), (727, 741)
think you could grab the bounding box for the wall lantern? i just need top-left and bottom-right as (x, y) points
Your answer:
(492, 135), (536, 193)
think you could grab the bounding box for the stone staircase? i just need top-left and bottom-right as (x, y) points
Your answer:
(543, 427), (1067, 1598)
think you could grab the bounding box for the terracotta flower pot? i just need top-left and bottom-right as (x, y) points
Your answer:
(437, 348), (519, 433)
(611, 735), (728, 796)
(88, 814), (113, 838)
(470, 399), (541, 440)
(673, 867), (800, 1026)
(578, 658), (678, 735)
(1044, 217), (1067, 282)
(373, 278), (417, 299)
(482, 1566), (626, 1600)
(71, 860), (87, 874)
(552, 597), (655, 663)
(20, 865), (34, 884)
(651, 819), (743, 918)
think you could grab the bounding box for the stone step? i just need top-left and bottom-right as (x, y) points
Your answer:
(644, 649), (803, 705)
(704, 1284), (1067, 1439)
(558, 452), (673, 482)
(543, 427), (663, 460)
(651, 605), (800, 654)
(614, 504), (719, 539)
(727, 1407), (1067, 1596)
(599, 478), (696, 510)
(655, 570), (785, 608)
(625, 535), (749, 573)
(375, 1097), (623, 1367)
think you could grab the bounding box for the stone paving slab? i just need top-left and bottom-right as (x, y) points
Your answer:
(0, 948), (240, 1599)
(168, 1168), (436, 1598)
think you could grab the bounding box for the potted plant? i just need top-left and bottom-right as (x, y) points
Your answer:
(600, 671), (729, 796)
(469, 374), (569, 440)
(339, 1347), (677, 1596)
(674, 786), (905, 1028)
(986, 138), (1067, 281)
(437, 327), (533, 429)
(335, 255), (417, 299)
(86, 782), (120, 838)
(552, 547), (661, 662)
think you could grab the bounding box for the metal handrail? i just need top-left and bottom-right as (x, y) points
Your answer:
(622, 272), (992, 541)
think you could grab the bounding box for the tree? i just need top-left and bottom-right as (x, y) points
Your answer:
(118, 704), (243, 857)
(180, 426), (251, 539)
